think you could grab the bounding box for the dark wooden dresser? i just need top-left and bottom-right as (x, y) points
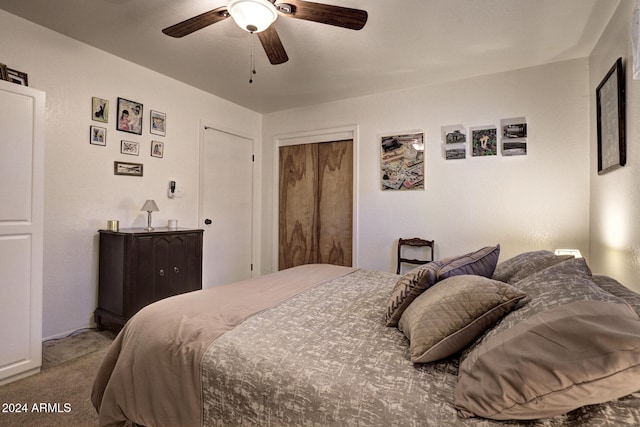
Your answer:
(95, 227), (204, 330)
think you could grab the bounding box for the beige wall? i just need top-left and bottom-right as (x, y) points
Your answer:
(262, 59), (591, 274)
(589, 0), (640, 292)
(0, 10), (262, 339)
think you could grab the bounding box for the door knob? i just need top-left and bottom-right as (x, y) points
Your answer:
(204, 218), (212, 225)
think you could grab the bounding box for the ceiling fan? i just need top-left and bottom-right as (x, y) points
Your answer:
(162, 0), (368, 65)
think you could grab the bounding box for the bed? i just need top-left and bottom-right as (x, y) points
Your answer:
(91, 246), (640, 427)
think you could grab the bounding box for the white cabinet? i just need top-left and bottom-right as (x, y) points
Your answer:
(0, 80), (45, 385)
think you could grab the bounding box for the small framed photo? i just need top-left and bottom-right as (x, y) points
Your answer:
(92, 97), (109, 123)
(150, 110), (166, 136)
(6, 68), (28, 86)
(471, 126), (497, 157)
(114, 161), (143, 177)
(90, 125), (107, 146)
(596, 57), (626, 174)
(116, 97), (143, 135)
(121, 140), (140, 156)
(151, 140), (164, 158)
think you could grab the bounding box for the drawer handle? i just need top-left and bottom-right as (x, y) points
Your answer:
(159, 269), (165, 276)
(174, 267), (180, 273)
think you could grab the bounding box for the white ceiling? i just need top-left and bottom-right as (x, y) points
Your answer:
(0, 0), (619, 114)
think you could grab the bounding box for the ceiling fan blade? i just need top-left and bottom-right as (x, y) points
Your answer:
(281, 0), (367, 30)
(162, 6), (230, 38)
(257, 26), (289, 65)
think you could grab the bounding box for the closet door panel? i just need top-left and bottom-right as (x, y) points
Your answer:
(279, 144), (319, 270)
(317, 140), (353, 266)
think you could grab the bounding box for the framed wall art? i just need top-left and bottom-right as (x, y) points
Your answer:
(380, 131), (424, 190)
(116, 97), (143, 135)
(92, 97), (109, 123)
(596, 57), (626, 174)
(114, 161), (143, 176)
(151, 141), (164, 158)
(471, 126), (497, 157)
(6, 68), (28, 86)
(150, 110), (166, 136)
(121, 140), (140, 156)
(90, 125), (107, 146)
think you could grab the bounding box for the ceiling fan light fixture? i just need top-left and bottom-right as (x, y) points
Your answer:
(227, 0), (278, 33)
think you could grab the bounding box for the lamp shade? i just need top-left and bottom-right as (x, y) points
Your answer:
(141, 200), (159, 212)
(227, 0), (278, 33)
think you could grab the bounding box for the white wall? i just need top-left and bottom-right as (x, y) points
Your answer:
(589, 0), (640, 292)
(262, 59), (591, 274)
(0, 10), (262, 339)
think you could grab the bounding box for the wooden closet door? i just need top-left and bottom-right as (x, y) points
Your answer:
(278, 140), (353, 270)
(317, 140), (353, 266)
(279, 144), (319, 270)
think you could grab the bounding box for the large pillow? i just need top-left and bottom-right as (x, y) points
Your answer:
(398, 275), (525, 363)
(466, 257), (615, 352)
(455, 256), (640, 419)
(492, 250), (574, 284)
(454, 300), (640, 420)
(385, 245), (500, 327)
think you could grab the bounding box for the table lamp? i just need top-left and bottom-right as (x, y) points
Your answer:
(141, 200), (159, 231)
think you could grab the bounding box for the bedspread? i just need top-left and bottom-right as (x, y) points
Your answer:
(200, 269), (640, 427)
(91, 263), (356, 427)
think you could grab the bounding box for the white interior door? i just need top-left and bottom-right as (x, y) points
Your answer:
(201, 127), (253, 288)
(0, 81), (44, 385)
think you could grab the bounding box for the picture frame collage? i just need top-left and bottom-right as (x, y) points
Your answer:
(90, 96), (167, 177)
(441, 117), (527, 160)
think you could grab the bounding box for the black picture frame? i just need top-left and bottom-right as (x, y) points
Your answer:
(114, 161), (143, 176)
(6, 67), (28, 86)
(596, 57), (626, 175)
(116, 97), (143, 135)
(0, 63), (8, 81)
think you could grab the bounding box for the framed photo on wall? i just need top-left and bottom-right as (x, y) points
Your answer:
(6, 68), (28, 86)
(380, 131), (424, 190)
(121, 140), (140, 156)
(151, 140), (164, 158)
(150, 110), (166, 136)
(471, 126), (497, 157)
(116, 97), (143, 135)
(596, 57), (626, 174)
(90, 125), (106, 146)
(92, 97), (109, 123)
(114, 161), (143, 176)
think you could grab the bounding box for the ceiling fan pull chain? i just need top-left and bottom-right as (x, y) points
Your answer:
(249, 34), (257, 84)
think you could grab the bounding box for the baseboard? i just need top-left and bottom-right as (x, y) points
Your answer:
(42, 324), (96, 343)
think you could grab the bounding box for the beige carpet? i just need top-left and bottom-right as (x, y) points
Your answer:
(0, 329), (115, 427)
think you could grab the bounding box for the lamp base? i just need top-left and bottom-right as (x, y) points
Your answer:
(144, 226), (155, 231)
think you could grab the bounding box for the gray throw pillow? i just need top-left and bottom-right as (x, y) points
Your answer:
(398, 275), (525, 363)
